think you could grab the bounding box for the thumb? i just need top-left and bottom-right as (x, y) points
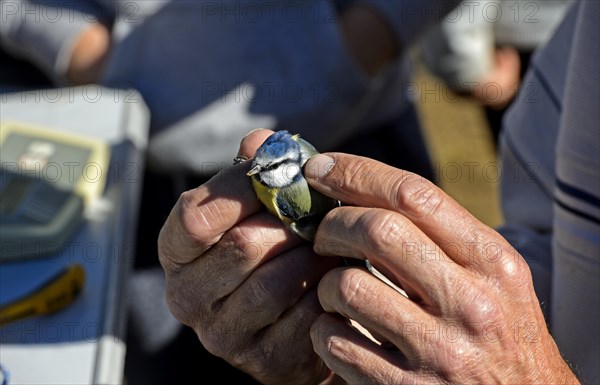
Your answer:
(237, 128), (274, 160)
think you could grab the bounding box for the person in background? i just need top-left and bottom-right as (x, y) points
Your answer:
(0, 1), (449, 383)
(418, 0), (572, 143)
(0, 0), (436, 177)
(158, 0), (598, 383)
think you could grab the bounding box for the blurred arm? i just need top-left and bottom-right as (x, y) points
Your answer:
(0, 0), (110, 84)
(419, 1), (495, 89)
(339, 5), (398, 77)
(339, 0), (461, 77)
(418, 1), (520, 109)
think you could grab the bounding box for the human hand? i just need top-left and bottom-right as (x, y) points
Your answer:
(304, 153), (580, 384)
(471, 46), (521, 110)
(158, 129), (344, 385)
(66, 23), (110, 84)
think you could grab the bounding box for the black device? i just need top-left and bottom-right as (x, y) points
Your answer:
(0, 122), (110, 262)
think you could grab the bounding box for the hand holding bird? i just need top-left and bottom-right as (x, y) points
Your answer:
(245, 130), (340, 242)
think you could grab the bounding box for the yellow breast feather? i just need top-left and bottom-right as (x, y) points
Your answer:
(251, 177), (292, 225)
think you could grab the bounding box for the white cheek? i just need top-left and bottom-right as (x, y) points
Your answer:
(283, 163), (301, 181)
(264, 163), (301, 187)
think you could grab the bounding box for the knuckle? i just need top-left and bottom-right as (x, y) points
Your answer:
(393, 174), (443, 219)
(164, 268), (222, 332)
(200, 326), (230, 358)
(460, 285), (502, 325)
(245, 278), (271, 308)
(434, 342), (477, 378)
(157, 223), (186, 274)
(158, 189), (221, 271)
(339, 157), (370, 190)
(164, 276), (194, 326)
(225, 225), (263, 264)
(177, 189), (221, 244)
(177, 190), (206, 238)
(479, 241), (532, 284)
(499, 252), (531, 283)
(362, 210), (407, 255)
(478, 240), (505, 264)
(157, 229), (177, 273)
(199, 317), (246, 360)
(231, 342), (274, 377)
(336, 269), (374, 312)
(164, 290), (185, 324)
(495, 252), (536, 297)
(231, 334), (321, 385)
(323, 333), (347, 360)
(227, 224), (253, 250)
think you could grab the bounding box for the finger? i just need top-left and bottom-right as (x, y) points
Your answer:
(317, 267), (433, 361)
(311, 313), (411, 385)
(158, 160), (262, 271)
(159, 128), (275, 272)
(223, 244), (341, 333)
(165, 212), (301, 325)
(305, 153), (515, 274)
(315, 206), (466, 306)
(232, 290), (333, 385)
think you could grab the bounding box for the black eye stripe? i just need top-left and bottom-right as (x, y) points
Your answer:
(263, 157), (299, 172)
(263, 163), (278, 171)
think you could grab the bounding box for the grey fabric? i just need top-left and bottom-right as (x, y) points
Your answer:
(499, 1), (600, 382)
(0, 0), (96, 84)
(551, 1), (600, 382)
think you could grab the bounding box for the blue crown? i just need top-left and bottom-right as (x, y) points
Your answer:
(256, 130), (298, 159)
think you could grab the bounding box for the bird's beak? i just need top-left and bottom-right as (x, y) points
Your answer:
(247, 165), (261, 176)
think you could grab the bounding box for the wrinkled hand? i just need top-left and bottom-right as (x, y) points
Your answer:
(158, 129), (342, 385)
(304, 153), (580, 384)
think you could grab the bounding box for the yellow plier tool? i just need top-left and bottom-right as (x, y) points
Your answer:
(0, 264), (85, 326)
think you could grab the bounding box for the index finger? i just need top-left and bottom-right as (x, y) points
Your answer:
(305, 153), (515, 273)
(158, 129), (275, 271)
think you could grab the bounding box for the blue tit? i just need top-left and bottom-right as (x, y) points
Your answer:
(246, 130), (340, 242)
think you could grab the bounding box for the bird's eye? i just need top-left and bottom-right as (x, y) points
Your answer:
(263, 163), (277, 171)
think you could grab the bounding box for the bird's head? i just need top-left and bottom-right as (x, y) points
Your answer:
(247, 130), (303, 188)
